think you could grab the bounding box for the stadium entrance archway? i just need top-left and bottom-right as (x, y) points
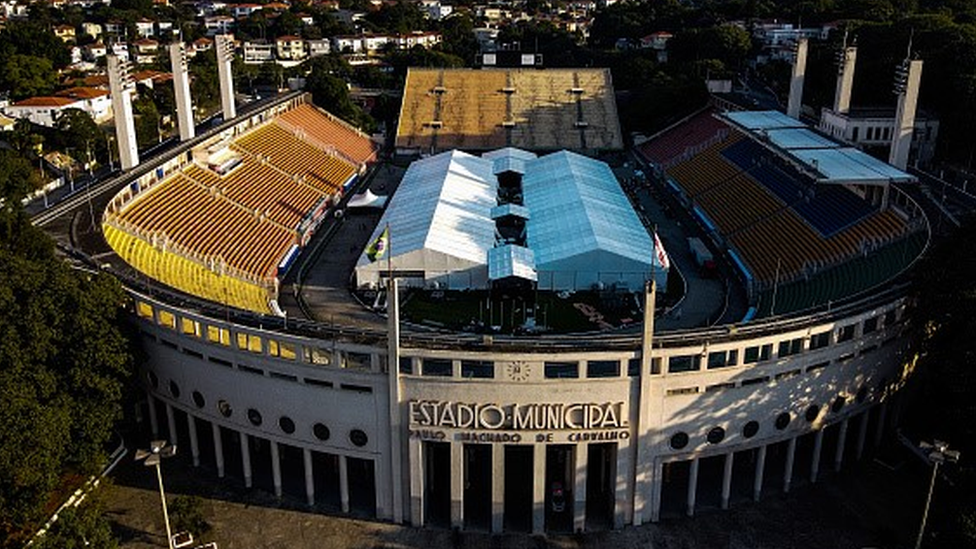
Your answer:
(463, 444), (492, 530)
(504, 446), (533, 532)
(585, 443), (616, 530)
(545, 445), (574, 533)
(423, 441), (451, 526)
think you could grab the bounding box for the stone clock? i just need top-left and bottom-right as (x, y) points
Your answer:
(505, 361), (531, 382)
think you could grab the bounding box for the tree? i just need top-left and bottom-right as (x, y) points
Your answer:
(169, 495), (210, 537)
(0, 145), (134, 548)
(33, 493), (118, 549)
(55, 109), (101, 165)
(0, 54), (57, 100)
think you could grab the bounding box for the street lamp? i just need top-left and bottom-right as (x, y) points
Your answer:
(914, 439), (960, 549)
(135, 439), (178, 549)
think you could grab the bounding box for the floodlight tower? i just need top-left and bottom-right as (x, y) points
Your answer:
(169, 41), (195, 141)
(787, 38), (808, 119)
(215, 34), (237, 121)
(107, 54), (140, 170)
(890, 41), (923, 170)
(833, 34), (857, 115)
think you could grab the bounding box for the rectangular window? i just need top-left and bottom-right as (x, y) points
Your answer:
(280, 342), (297, 360)
(340, 383), (372, 393)
(399, 357), (414, 375)
(345, 352), (372, 371)
(666, 386), (699, 396)
(587, 360), (620, 378)
(667, 354), (701, 373)
(461, 360), (494, 379)
(236, 333), (262, 353)
(158, 310), (177, 330)
(268, 339), (280, 357)
(159, 338), (177, 349)
(775, 369), (800, 380)
(627, 358), (641, 377)
(806, 361), (830, 372)
(239, 364), (263, 376)
(269, 371), (298, 382)
(778, 338), (803, 358)
(305, 378), (333, 388)
(837, 324), (856, 342)
(741, 376), (769, 386)
(422, 358), (452, 377)
(137, 301), (154, 319)
(852, 126), (859, 141)
(182, 348), (203, 359)
(206, 326), (230, 346)
(304, 347), (332, 365)
(863, 317), (879, 334)
(744, 344), (772, 364)
(544, 361), (579, 379)
(809, 331), (830, 350)
(707, 350), (737, 369)
(883, 310), (897, 326)
(208, 356), (232, 367)
(181, 318), (201, 337)
(705, 382), (735, 392)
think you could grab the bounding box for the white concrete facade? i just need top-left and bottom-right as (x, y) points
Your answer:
(132, 287), (913, 531)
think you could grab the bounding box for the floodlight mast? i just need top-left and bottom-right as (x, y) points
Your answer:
(135, 440), (177, 549)
(914, 439), (960, 549)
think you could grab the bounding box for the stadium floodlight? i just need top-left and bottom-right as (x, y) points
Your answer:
(893, 60), (910, 95)
(914, 439), (960, 549)
(135, 439), (178, 549)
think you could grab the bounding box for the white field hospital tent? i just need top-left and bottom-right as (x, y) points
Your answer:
(355, 150), (498, 289)
(355, 148), (669, 291)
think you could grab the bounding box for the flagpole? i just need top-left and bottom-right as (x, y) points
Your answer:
(385, 222), (392, 287)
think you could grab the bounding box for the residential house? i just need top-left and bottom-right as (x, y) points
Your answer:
(104, 21), (125, 35)
(157, 21), (175, 37)
(243, 41), (275, 63)
(276, 35), (306, 60)
(396, 31), (440, 49)
(83, 42), (108, 61)
(204, 15), (235, 35)
(135, 18), (156, 38)
(189, 37), (213, 57)
(132, 38), (160, 65)
(420, 0), (452, 20)
(333, 35), (363, 53)
(54, 24), (76, 42)
(640, 31), (672, 62)
(231, 3), (263, 18)
(4, 91), (109, 128)
(111, 42), (130, 62)
(307, 38), (331, 57)
(82, 22), (103, 39)
(55, 87), (113, 122)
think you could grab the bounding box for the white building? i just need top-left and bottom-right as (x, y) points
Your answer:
(4, 87), (112, 127)
(243, 41), (275, 64)
(276, 35), (306, 60)
(204, 15), (236, 36)
(819, 107), (939, 168)
(82, 22), (103, 40)
(136, 18), (156, 38)
(307, 39), (331, 57)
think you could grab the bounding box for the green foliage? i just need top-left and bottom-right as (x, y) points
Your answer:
(33, 492), (119, 549)
(133, 95), (161, 149)
(0, 148), (133, 546)
(304, 66), (374, 131)
(190, 52), (221, 118)
(435, 13), (479, 64)
(364, 0), (428, 34)
(0, 20), (71, 69)
(55, 109), (102, 165)
(0, 54), (58, 101)
(169, 495), (210, 537)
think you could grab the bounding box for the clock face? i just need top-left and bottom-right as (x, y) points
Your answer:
(506, 361), (531, 382)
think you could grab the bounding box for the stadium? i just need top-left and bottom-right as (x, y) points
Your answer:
(37, 48), (925, 534)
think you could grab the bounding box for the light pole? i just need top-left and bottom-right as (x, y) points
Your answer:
(914, 439), (960, 549)
(135, 440), (177, 549)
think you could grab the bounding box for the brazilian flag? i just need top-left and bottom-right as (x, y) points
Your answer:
(366, 226), (389, 262)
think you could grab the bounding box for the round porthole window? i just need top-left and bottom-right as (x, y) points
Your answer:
(350, 429), (369, 447)
(247, 408), (263, 426)
(856, 387), (868, 404)
(313, 423), (330, 441)
(279, 416), (296, 434)
(805, 404), (821, 423)
(169, 380), (181, 399)
(831, 396), (845, 413)
(669, 432), (689, 450)
(218, 399), (233, 418)
(775, 412), (791, 430)
(192, 390), (205, 408)
(147, 370), (159, 389)
(707, 426), (726, 444)
(742, 420), (760, 439)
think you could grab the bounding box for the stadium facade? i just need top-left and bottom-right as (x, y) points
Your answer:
(40, 65), (924, 534)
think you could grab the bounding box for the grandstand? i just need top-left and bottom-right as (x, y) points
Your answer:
(396, 68), (623, 154)
(101, 97), (377, 314)
(639, 109), (918, 293)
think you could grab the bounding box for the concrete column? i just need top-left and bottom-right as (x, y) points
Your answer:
(107, 55), (139, 170)
(271, 441), (282, 498)
(303, 448), (315, 506)
(214, 35), (236, 121)
(339, 455), (350, 513)
(834, 46), (857, 114)
(721, 452), (734, 510)
(874, 401), (888, 447)
(409, 438), (424, 526)
(147, 393), (159, 437)
(212, 423), (225, 478)
(450, 442), (463, 528)
(834, 419), (849, 472)
(532, 444), (546, 534)
(783, 437), (797, 493)
(753, 446), (767, 502)
(632, 280), (657, 526)
(810, 429), (824, 483)
(889, 59), (924, 170)
(165, 403), (178, 448)
(615, 432), (633, 528)
(686, 457), (699, 517)
(187, 414), (200, 467)
(648, 459), (663, 523)
(491, 444), (504, 533)
(787, 38), (808, 119)
(574, 443), (588, 532)
(241, 434), (252, 488)
(168, 42), (195, 141)
(856, 411), (870, 460)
